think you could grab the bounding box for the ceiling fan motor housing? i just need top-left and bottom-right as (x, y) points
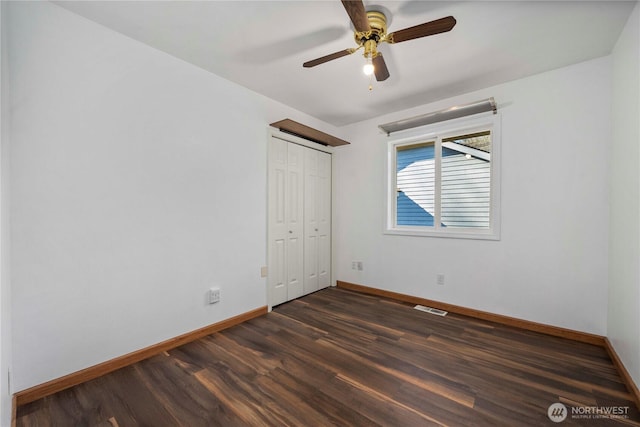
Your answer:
(354, 11), (387, 44)
(355, 11), (387, 59)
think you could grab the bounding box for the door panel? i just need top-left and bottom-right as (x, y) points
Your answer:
(304, 149), (319, 294)
(271, 238), (287, 305)
(304, 235), (318, 294)
(287, 235), (303, 300)
(318, 151), (331, 289)
(286, 143), (304, 301)
(268, 138), (289, 306)
(275, 169), (285, 226)
(287, 144), (304, 236)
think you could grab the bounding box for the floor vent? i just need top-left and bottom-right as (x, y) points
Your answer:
(414, 305), (448, 316)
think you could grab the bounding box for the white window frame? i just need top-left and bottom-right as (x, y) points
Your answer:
(385, 112), (501, 240)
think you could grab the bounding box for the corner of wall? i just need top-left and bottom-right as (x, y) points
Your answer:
(608, 0), (640, 392)
(0, 1), (12, 426)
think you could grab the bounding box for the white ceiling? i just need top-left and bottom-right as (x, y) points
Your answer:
(54, 1), (636, 127)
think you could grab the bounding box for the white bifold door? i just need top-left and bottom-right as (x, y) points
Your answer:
(268, 135), (331, 307)
(303, 147), (331, 294)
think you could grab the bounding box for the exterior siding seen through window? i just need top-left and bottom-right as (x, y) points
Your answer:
(395, 131), (491, 229)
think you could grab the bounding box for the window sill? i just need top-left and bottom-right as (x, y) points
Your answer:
(384, 227), (500, 241)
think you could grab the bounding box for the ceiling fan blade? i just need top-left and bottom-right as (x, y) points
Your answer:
(373, 54), (390, 81)
(387, 16), (456, 44)
(341, 0), (371, 33)
(303, 48), (356, 68)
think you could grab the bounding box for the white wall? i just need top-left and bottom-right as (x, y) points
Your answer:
(609, 2), (640, 388)
(7, 1), (343, 392)
(0, 1), (11, 425)
(335, 56), (612, 335)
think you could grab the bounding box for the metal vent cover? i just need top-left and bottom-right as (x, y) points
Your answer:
(414, 305), (448, 316)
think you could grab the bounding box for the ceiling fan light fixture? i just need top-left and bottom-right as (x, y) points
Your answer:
(362, 39), (377, 77)
(363, 55), (374, 76)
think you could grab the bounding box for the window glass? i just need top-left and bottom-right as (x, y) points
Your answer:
(441, 131), (491, 229)
(396, 142), (435, 226)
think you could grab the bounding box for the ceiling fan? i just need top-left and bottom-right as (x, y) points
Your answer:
(303, 0), (456, 85)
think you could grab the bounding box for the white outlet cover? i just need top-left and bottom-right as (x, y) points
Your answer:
(209, 288), (220, 304)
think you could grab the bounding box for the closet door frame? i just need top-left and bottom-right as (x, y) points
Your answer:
(267, 129), (334, 311)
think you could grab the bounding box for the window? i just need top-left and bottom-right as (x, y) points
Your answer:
(386, 114), (500, 239)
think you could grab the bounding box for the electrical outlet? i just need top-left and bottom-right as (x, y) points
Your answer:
(437, 274), (445, 286)
(260, 266), (268, 277)
(209, 287), (221, 304)
(357, 261), (363, 271)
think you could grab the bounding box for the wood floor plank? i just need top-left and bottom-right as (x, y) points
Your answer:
(16, 287), (640, 426)
(131, 355), (232, 426)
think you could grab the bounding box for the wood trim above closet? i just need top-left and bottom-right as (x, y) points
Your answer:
(270, 119), (350, 146)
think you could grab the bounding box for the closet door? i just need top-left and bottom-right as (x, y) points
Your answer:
(268, 135), (331, 307)
(286, 143), (304, 300)
(317, 151), (331, 289)
(268, 138), (304, 306)
(304, 149), (332, 294)
(304, 149), (319, 294)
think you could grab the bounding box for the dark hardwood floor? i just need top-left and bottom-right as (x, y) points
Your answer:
(16, 288), (640, 426)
